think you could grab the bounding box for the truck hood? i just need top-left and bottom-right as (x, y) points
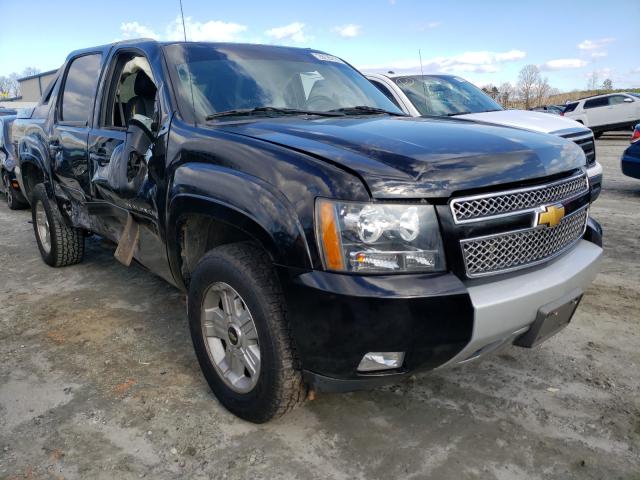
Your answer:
(460, 109), (588, 135)
(217, 116), (585, 198)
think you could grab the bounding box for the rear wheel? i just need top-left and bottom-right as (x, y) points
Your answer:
(188, 242), (306, 423)
(31, 184), (84, 267)
(3, 174), (28, 210)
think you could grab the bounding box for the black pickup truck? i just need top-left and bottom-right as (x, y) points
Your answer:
(12, 40), (603, 423)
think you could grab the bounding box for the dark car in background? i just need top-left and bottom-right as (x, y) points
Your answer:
(621, 124), (640, 180)
(0, 114), (29, 209)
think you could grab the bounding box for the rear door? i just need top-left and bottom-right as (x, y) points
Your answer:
(582, 96), (610, 127)
(51, 53), (103, 201)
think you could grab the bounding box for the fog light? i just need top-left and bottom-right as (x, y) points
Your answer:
(357, 352), (405, 372)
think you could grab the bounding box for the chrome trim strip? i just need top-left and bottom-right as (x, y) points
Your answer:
(460, 205), (589, 278)
(449, 172), (589, 224)
(562, 133), (594, 143)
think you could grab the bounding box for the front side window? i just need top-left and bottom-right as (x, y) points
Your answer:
(60, 54), (102, 124)
(102, 54), (157, 128)
(609, 95), (631, 105)
(584, 97), (608, 109)
(163, 44), (401, 122)
(391, 75), (502, 116)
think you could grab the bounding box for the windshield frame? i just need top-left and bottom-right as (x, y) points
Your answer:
(162, 43), (403, 124)
(392, 74), (503, 117)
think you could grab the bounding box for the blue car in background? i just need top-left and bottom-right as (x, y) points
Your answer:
(621, 124), (640, 180)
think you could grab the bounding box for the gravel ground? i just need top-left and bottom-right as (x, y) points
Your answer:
(0, 135), (638, 480)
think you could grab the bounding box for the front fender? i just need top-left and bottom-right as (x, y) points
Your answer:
(167, 162), (313, 286)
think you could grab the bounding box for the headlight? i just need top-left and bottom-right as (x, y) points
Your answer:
(315, 199), (446, 273)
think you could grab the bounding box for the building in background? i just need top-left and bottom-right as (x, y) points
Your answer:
(17, 69), (57, 102)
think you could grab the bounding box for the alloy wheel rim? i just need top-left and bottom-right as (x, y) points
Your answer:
(201, 282), (261, 393)
(4, 177), (11, 207)
(35, 202), (51, 254)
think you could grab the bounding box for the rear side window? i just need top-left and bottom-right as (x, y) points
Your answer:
(563, 102), (578, 113)
(584, 97), (608, 109)
(60, 54), (102, 124)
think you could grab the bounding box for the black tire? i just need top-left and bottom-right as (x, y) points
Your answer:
(188, 242), (306, 423)
(31, 183), (84, 267)
(3, 174), (28, 210)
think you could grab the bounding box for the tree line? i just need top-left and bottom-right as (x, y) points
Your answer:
(481, 64), (620, 109)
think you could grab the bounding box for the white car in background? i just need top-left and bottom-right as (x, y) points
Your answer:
(562, 93), (640, 138)
(367, 73), (603, 199)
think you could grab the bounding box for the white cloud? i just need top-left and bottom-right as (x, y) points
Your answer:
(425, 21), (441, 29)
(591, 51), (607, 58)
(120, 17), (247, 43)
(578, 38), (615, 50)
(265, 22), (309, 43)
(333, 24), (362, 38)
(167, 16), (247, 42)
(120, 21), (160, 40)
(360, 49), (526, 75)
(540, 58), (589, 71)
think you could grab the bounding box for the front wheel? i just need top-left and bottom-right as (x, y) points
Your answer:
(31, 184), (84, 267)
(188, 242), (306, 423)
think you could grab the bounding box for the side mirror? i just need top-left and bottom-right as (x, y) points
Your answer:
(623, 97), (634, 103)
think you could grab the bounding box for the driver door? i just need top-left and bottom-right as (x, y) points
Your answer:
(87, 50), (172, 281)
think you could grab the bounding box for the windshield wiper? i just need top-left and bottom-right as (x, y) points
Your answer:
(205, 107), (343, 120)
(447, 111), (472, 116)
(328, 106), (407, 116)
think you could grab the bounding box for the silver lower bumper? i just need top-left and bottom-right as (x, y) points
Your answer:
(441, 239), (602, 367)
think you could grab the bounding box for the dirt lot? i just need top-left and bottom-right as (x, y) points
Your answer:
(0, 135), (638, 480)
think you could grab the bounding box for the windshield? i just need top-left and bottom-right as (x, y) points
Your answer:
(392, 75), (503, 116)
(163, 44), (402, 122)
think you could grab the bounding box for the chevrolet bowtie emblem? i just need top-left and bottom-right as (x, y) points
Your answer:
(537, 204), (565, 228)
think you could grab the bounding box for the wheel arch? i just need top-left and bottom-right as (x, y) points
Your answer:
(167, 164), (313, 290)
(17, 133), (52, 201)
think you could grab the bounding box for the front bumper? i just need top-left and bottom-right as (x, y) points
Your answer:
(587, 162), (603, 201)
(438, 239), (601, 367)
(282, 230), (602, 392)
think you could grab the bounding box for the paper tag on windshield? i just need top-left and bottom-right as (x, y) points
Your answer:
(311, 53), (345, 64)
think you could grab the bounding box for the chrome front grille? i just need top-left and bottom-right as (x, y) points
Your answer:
(450, 173), (588, 223)
(560, 131), (596, 167)
(461, 207), (588, 277)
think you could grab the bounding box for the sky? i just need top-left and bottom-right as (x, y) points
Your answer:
(1, 0), (638, 91)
